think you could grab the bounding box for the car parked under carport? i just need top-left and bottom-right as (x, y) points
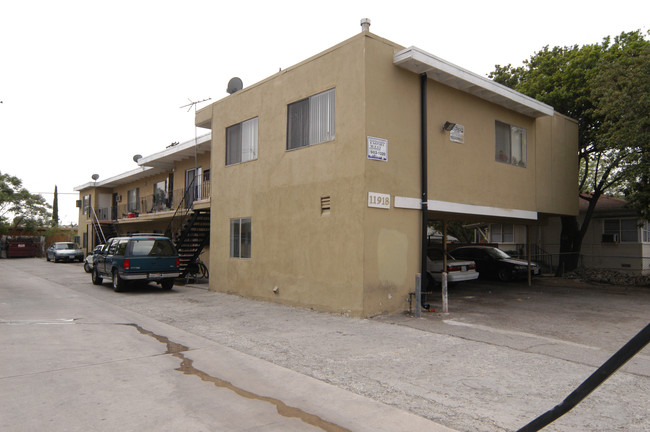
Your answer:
(450, 245), (540, 282)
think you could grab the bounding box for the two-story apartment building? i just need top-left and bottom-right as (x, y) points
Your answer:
(74, 133), (212, 275)
(195, 28), (578, 317)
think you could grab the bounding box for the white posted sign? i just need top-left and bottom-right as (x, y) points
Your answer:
(367, 136), (388, 161)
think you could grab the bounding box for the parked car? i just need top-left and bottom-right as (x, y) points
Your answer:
(91, 235), (179, 292)
(83, 244), (105, 273)
(450, 246), (540, 282)
(46, 242), (84, 263)
(426, 248), (479, 284)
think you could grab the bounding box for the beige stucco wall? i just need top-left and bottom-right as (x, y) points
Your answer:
(209, 34), (370, 315)
(535, 114), (579, 216)
(206, 32), (579, 316)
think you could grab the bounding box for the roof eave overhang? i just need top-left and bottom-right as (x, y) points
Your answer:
(394, 47), (554, 118)
(74, 167), (157, 190)
(137, 132), (212, 170)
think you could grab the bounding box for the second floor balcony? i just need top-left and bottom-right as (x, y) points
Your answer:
(90, 182), (211, 222)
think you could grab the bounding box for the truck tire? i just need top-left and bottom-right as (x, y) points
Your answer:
(112, 270), (126, 292)
(92, 268), (103, 285)
(161, 279), (174, 290)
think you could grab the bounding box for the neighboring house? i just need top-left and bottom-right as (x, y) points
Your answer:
(538, 196), (649, 275)
(194, 25), (578, 317)
(74, 133), (212, 276)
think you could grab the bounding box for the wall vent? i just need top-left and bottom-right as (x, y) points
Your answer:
(321, 196), (331, 215)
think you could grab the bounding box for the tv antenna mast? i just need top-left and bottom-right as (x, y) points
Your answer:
(180, 97), (211, 112)
(179, 97), (211, 194)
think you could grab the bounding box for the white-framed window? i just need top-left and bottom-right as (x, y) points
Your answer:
(83, 194), (91, 215)
(603, 218), (639, 243)
(127, 188), (139, 212)
(495, 121), (527, 167)
(153, 179), (168, 210)
(643, 221), (650, 243)
(226, 117), (258, 165)
(287, 88), (335, 150)
(490, 223), (514, 243)
(185, 167), (202, 207)
(230, 218), (252, 258)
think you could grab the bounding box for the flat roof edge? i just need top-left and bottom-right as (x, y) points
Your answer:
(394, 46), (554, 118)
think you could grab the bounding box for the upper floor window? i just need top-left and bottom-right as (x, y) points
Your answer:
(127, 188), (140, 212)
(83, 194), (91, 215)
(226, 117), (258, 165)
(287, 88), (335, 150)
(495, 121), (527, 167)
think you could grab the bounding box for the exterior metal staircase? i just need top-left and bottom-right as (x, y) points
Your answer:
(172, 208), (210, 277)
(90, 207), (118, 246)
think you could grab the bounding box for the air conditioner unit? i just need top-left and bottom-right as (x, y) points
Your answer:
(117, 195), (122, 202)
(601, 233), (619, 243)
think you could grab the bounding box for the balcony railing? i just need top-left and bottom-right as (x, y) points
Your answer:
(91, 183), (211, 221)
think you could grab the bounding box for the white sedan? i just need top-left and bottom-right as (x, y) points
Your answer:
(426, 249), (479, 283)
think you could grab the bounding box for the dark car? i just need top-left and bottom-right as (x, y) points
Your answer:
(46, 242), (84, 263)
(91, 235), (179, 292)
(83, 244), (105, 273)
(450, 246), (540, 282)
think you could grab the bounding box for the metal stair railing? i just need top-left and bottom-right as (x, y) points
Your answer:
(165, 177), (197, 241)
(90, 207), (107, 245)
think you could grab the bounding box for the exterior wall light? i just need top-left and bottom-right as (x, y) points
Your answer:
(442, 121), (456, 132)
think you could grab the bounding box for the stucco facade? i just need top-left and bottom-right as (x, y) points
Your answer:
(74, 135), (212, 266)
(198, 32), (578, 317)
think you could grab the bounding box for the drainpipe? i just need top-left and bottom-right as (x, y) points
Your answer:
(420, 73), (429, 311)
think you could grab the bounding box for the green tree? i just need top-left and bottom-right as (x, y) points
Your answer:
(0, 171), (51, 232)
(52, 185), (59, 227)
(489, 30), (650, 274)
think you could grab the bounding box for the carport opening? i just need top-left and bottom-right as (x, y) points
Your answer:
(416, 216), (540, 314)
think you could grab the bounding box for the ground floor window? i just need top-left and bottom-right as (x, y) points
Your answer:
(643, 221), (649, 243)
(230, 218), (251, 258)
(490, 223), (514, 243)
(604, 218), (639, 243)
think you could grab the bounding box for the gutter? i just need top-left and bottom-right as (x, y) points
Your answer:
(420, 73), (428, 311)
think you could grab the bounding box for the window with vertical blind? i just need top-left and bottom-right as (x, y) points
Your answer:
(226, 117), (258, 166)
(287, 88), (335, 150)
(495, 121), (527, 167)
(230, 218), (252, 258)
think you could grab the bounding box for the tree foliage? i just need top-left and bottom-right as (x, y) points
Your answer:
(489, 30), (650, 272)
(0, 171), (52, 232)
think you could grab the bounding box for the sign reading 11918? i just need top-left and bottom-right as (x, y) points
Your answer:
(368, 192), (390, 209)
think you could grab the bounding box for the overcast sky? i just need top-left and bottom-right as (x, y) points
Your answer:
(1, 0), (648, 225)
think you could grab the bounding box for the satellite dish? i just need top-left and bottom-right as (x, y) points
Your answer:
(133, 154), (142, 163)
(227, 77), (243, 94)
(91, 174), (99, 181)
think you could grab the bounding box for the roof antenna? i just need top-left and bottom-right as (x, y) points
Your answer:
(179, 97), (212, 185)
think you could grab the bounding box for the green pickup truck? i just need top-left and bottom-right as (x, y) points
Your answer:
(91, 235), (180, 292)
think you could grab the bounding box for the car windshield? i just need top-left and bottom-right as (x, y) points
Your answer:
(55, 243), (76, 250)
(128, 239), (175, 256)
(486, 248), (511, 259)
